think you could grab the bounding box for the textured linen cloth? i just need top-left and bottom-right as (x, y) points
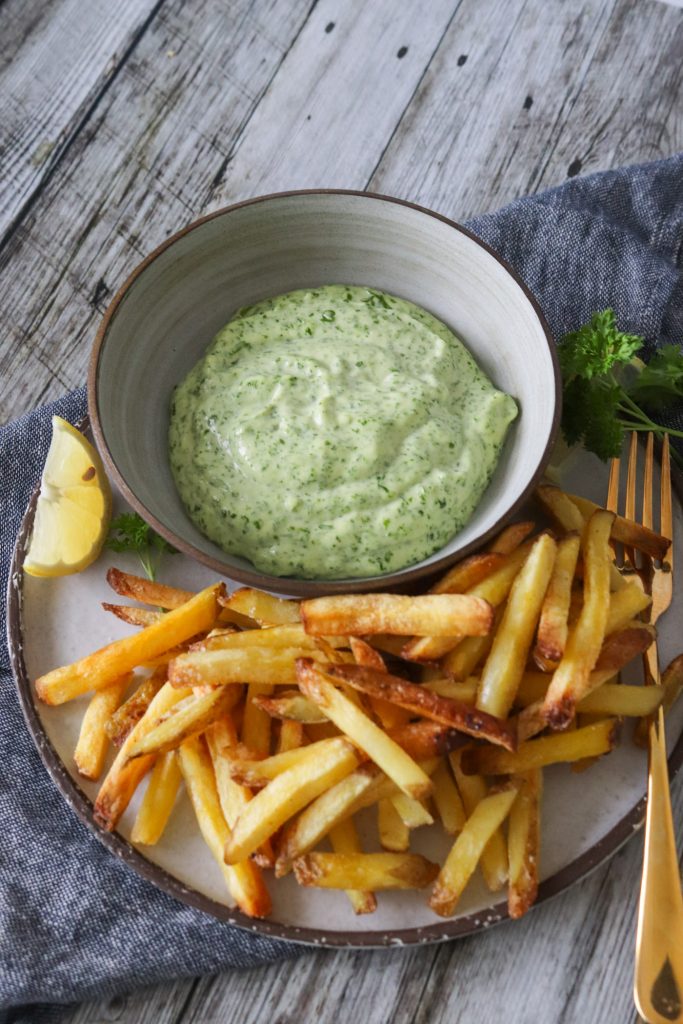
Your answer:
(1, 153), (682, 1021)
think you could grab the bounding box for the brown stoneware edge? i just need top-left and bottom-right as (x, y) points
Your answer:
(8, 461), (683, 948)
(87, 189), (563, 598)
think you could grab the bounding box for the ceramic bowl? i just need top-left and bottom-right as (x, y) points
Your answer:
(88, 190), (560, 596)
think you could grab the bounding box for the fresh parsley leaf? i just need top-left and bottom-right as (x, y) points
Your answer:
(559, 310), (683, 465)
(106, 512), (176, 581)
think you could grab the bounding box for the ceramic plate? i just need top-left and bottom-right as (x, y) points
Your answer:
(7, 437), (683, 947)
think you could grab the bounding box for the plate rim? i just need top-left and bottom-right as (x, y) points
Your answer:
(7, 456), (683, 949)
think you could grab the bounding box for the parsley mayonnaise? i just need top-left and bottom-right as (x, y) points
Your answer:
(169, 285), (518, 578)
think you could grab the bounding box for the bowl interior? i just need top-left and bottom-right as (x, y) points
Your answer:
(92, 192), (558, 593)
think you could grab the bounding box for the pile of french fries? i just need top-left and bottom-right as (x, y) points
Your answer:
(34, 485), (683, 923)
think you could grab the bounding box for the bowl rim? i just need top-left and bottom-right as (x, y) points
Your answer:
(88, 188), (562, 596)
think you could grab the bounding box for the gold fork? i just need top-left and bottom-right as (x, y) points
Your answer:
(607, 432), (683, 1024)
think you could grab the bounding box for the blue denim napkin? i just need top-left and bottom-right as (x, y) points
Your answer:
(1, 153), (682, 1021)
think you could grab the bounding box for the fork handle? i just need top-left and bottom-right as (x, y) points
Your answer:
(634, 705), (683, 1023)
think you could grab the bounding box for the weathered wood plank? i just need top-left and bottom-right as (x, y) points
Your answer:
(0, 0), (163, 239)
(59, 773), (682, 1024)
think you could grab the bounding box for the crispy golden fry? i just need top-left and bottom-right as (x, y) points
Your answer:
(242, 683), (273, 756)
(567, 492), (670, 561)
(329, 818), (377, 914)
(402, 543), (533, 662)
(74, 673), (131, 779)
(302, 593), (493, 639)
(577, 684), (664, 717)
(294, 852), (439, 891)
(605, 583), (652, 634)
(131, 750), (182, 845)
(275, 764), (392, 876)
(102, 603), (164, 627)
(515, 669), (614, 709)
(449, 749), (508, 891)
(424, 678), (477, 703)
(430, 552), (505, 595)
(387, 720), (463, 761)
(224, 736), (360, 864)
(253, 690), (326, 724)
(595, 622), (655, 671)
(127, 686), (241, 760)
(507, 770), (542, 919)
(196, 623), (344, 652)
(224, 738), (344, 788)
(36, 584), (223, 705)
(94, 682), (192, 830)
(431, 758), (466, 835)
(378, 797), (410, 851)
(222, 588), (301, 626)
(430, 788), (518, 916)
(535, 486), (625, 592)
(168, 646), (324, 689)
(390, 787), (435, 828)
(463, 718), (619, 775)
(534, 533), (581, 663)
(349, 636), (410, 730)
(105, 669), (166, 746)
(178, 735), (271, 918)
(326, 663), (516, 752)
(488, 521), (536, 554)
(541, 511), (614, 729)
(440, 628), (497, 681)
(297, 660), (433, 799)
(278, 719), (305, 753)
(477, 534), (557, 718)
(106, 567), (195, 608)
(367, 634), (408, 657)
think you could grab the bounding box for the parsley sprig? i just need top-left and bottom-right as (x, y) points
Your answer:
(106, 512), (176, 581)
(559, 310), (683, 464)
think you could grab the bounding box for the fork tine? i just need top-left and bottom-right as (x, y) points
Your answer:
(606, 457), (620, 514)
(625, 431), (639, 569)
(642, 433), (653, 531)
(661, 434), (673, 571)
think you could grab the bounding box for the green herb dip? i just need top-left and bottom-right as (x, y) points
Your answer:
(169, 285), (518, 578)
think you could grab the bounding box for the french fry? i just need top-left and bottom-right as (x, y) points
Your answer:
(402, 543), (533, 662)
(106, 567), (195, 608)
(253, 690), (327, 724)
(635, 652), (683, 746)
(534, 533), (581, 663)
(102, 603), (164, 627)
(294, 852), (439, 891)
(535, 486), (625, 592)
(430, 758), (466, 835)
(423, 678), (478, 703)
(130, 750), (182, 845)
(94, 682), (192, 830)
(594, 622), (655, 671)
(222, 588), (301, 626)
(36, 584), (223, 705)
(378, 797), (410, 851)
(541, 511), (614, 729)
(386, 720), (463, 760)
(302, 593), (493, 639)
(242, 684), (273, 756)
(450, 749), (508, 891)
(577, 684), (664, 717)
(430, 788), (518, 916)
(275, 764), (392, 875)
(349, 636), (410, 730)
(329, 818), (377, 914)
(74, 673), (132, 779)
(127, 686), (241, 759)
(178, 735), (271, 918)
(440, 628), (497, 681)
(297, 661), (433, 799)
(278, 719), (305, 753)
(367, 635), (407, 657)
(488, 520), (536, 554)
(507, 770), (542, 919)
(477, 533), (557, 718)
(224, 736), (360, 864)
(462, 719), (619, 775)
(430, 552), (505, 595)
(326, 663), (516, 751)
(195, 623), (340, 652)
(567, 492), (670, 561)
(105, 668), (166, 746)
(224, 738), (346, 788)
(516, 669), (614, 708)
(168, 646), (324, 689)
(390, 789), (435, 828)
(605, 583), (652, 634)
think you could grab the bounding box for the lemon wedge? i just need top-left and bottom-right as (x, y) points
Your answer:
(24, 416), (112, 577)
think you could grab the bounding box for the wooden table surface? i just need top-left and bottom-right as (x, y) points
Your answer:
(2, 0), (682, 1021)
